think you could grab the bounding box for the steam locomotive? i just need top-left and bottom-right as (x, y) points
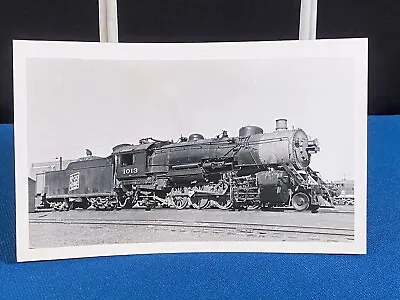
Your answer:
(37, 119), (334, 212)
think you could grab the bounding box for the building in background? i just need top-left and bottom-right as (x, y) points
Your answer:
(28, 177), (36, 212)
(330, 179), (355, 205)
(333, 180), (355, 196)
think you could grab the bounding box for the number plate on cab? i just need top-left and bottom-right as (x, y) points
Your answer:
(122, 167), (138, 175)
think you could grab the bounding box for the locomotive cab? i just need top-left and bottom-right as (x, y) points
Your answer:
(116, 151), (147, 178)
(113, 143), (153, 179)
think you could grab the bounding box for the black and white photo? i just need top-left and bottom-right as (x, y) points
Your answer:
(13, 38), (368, 262)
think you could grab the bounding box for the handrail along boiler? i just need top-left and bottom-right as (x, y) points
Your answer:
(38, 119), (333, 211)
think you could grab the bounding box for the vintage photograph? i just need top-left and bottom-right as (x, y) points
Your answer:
(14, 39), (368, 262)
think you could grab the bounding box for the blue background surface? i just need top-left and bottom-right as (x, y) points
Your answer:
(0, 117), (399, 300)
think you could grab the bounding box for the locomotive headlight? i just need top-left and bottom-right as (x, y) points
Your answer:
(307, 139), (320, 154)
(307, 139), (319, 147)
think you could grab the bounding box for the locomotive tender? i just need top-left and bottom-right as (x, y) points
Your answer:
(38, 119), (334, 212)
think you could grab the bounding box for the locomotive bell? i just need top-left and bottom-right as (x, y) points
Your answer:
(275, 119), (288, 131)
(239, 126), (264, 137)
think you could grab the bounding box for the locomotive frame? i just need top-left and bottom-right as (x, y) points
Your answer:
(37, 119), (334, 213)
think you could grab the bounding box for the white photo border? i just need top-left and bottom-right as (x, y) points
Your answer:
(13, 38), (368, 262)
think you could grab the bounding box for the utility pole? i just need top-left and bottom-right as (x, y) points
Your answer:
(299, 0), (318, 40)
(98, 0), (119, 43)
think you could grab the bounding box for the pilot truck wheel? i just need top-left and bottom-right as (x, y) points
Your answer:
(292, 192), (310, 211)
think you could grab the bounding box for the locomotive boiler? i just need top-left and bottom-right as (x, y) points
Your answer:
(38, 119), (333, 212)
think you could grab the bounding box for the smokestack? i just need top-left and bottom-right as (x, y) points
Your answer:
(275, 119), (288, 131)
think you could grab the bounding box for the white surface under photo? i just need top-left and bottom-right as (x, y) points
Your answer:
(13, 38), (368, 262)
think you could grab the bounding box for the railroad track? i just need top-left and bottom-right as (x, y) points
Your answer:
(30, 217), (354, 240)
(33, 206), (354, 214)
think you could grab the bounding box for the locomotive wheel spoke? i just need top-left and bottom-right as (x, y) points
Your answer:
(91, 196), (117, 211)
(205, 200), (212, 209)
(191, 197), (210, 210)
(173, 196), (188, 210)
(118, 196), (134, 209)
(68, 201), (76, 210)
(213, 197), (233, 210)
(246, 199), (261, 210)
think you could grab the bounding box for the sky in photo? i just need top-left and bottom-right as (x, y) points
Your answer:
(26, 56), (355, 181)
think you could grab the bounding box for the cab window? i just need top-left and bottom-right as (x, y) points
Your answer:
(120, 154), (135, 166)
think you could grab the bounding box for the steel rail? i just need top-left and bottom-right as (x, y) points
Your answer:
(30, 218), (354, 237)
